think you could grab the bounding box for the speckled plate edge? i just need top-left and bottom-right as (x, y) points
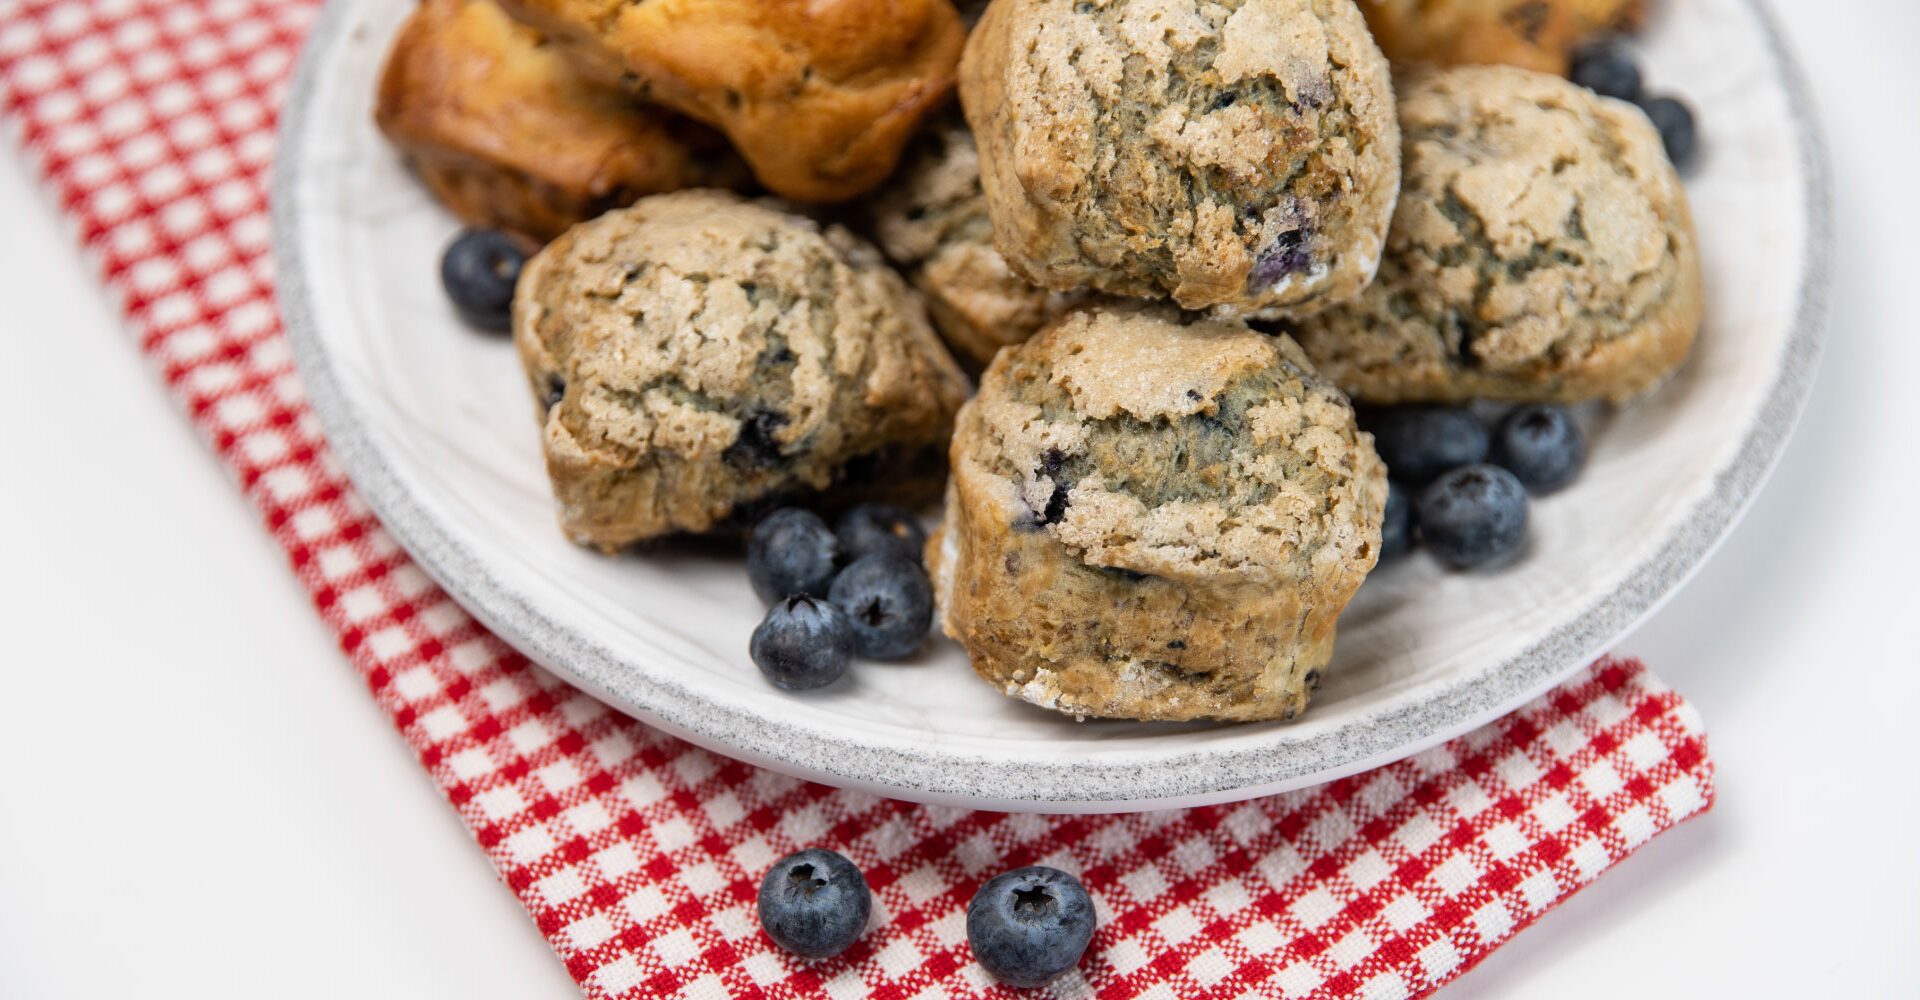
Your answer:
(271, 0), (1830, 813)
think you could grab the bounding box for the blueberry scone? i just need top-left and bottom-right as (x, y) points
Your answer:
(867, 119), (1090, 369)
(1288, 66), (1702, 403)
(374, 0), (743, 241)
(928, 304), (1386, 722)
(1358, 0), (1644, 74)
(491, 0), (966, 203)
(514, 190), (970, 549)
(958, 0), (1400, 317)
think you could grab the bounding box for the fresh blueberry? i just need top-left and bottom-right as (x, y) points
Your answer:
(836, 503), (928, 565)
(439, 228), (526, 331)
(1569, 40), (1642, 101)
(1416, 465), (1529, 570)
(967, 866), (1097, 989)
(1491, 404), (1586, 494)
(1638, 95), (1698, 170)
(750, 595), (854, 691)
(1365, 406), (1489, 485)
(758, 848), (871, 959)
(747, 508), (840, 605)
(1380, 479), (1414, 562)
(828, 554), (933, 660)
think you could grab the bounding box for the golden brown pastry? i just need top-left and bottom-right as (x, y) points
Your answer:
(491, 0), (967, 203)
(374, 0), (744, 241)
(1357, 0), (1645, 74)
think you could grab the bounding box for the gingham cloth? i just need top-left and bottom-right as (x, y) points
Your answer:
(0, 0), (1716, 995)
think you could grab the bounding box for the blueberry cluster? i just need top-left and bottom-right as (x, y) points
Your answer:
(439, 227), (528, 331)
(1569, 39), (1698, 171)
(746, 504), (935, 690)
(758, 849), (1096, 987)
(1368, 404), (1587, 571)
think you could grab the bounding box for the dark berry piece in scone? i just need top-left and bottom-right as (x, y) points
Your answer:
(1568, 38), (1642, 100)
(1417, 464), (1530, 569)
(751, 595), (855, 691)
(1491, 404), (1586, 493)
(958, 0), (1400, 317)
(440, 228), (527, 331)
(1366, 406), (1490, 485)
(1637, 95), (1699, 171)
(967, 867), (1096, 989)
(866, 117), (1091, 368)
(748, 508), (841, 604)
(1380, 479), (1414, 562)
(1359, 0), (1645, 75)
(835, 504), (927, 565)
(513, 190), (970, 549)
(757, 848), (871, 958)
(928, 303), (1386, 722)
(1289, 66), (1704, 404)
(828, 554), (934, 660)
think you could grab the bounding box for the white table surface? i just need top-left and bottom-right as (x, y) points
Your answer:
(2, 1), (1916, 995)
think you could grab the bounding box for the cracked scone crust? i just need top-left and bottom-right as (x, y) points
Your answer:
(1358, 0), (1644, 74)
(868, 120), (1091, 369)
(1288, 67), (1703, 403)
(514, 191), (970, 549)
(958, 0), (1400, 317)
(492, 0), (965, 203)
(373, 0), (743, 241)
(928, 304), (1385, 722)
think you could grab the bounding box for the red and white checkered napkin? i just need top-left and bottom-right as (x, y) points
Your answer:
(0, 0), (1714, 995)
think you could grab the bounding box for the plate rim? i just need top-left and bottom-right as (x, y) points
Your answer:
(270, 0), (1831, 812)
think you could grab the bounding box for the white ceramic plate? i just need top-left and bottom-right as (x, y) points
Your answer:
(273, 0), (1828, 812)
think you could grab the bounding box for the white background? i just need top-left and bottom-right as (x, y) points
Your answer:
(2, 0), (1916, 995)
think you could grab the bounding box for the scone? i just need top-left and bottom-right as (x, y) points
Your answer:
(1358, 0), (1644, 74)
(373, 0), (743, 241)
(514, 190), (971, 549)
(928, 304), (1386, 722)
(1288, 66), (1703, 403)
(491, 0), (966, 203)
(867, 119), (1089, 369)
(958, 0), (1400, 317)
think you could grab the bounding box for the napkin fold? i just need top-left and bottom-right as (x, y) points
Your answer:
(0, 1), (1714, 995)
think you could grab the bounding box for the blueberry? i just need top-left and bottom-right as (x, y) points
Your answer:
(439, 228), (526, 331)
(836, 503), (928, 565)
(1569, 40), (1642, 101)
(750, 595), (854, 690)
(1491, 404), (1586, 494)
(747, 508), (840, 605)
(967, 866), (1096, 989)
(1365, 406), (1489, 485)
(758, 848), (871, 959)
(1638, 95), (1698, 171)
(1380, 479), (1414, 562)
(828, 554), (933, 660)
(1416, 465), (1529, 570)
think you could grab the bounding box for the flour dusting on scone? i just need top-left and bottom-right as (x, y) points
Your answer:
(514, 191), (970, 549)
(928, 303), (1386, 722)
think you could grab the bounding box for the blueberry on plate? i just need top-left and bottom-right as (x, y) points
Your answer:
(440, 228), (526, 331)
(750, 595), (854, 691)
(1417, 465), (1529, 570)
(1491, 404), (1586, 494)
(1638, 95), (1698, 171)
(829, 554), (934, 660)
(1380, 479), (1414, 562)
(1569, 39), (1642, 101)
(967, 866), (1096, 989)
(1365, 406), (1489, 485)
(758, 848), (871, 959)
(836, 503), (928, 565)
(748, 508), (840, 605)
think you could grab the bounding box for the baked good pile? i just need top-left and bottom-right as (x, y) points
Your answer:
(381, 0), (1703, 725)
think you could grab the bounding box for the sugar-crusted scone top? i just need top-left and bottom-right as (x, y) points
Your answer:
(1289, 66), (1702, 403)
(514, 190), (969, 548)
(960, 304), (1382, 587)
(959, 0), (1400, 317)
